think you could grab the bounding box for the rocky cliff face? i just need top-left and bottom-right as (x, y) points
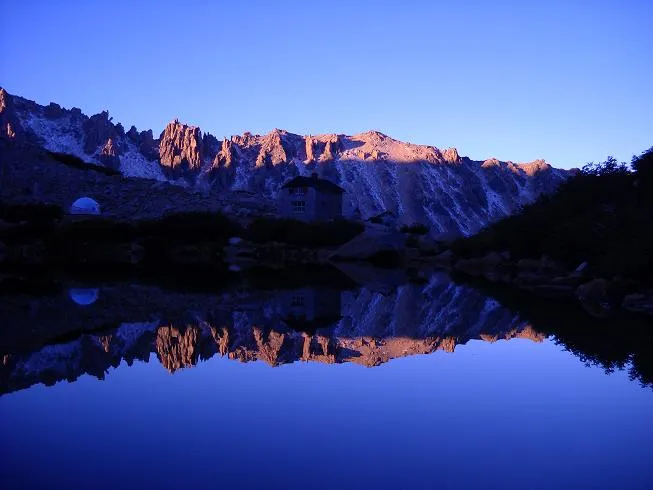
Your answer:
(1, 87), (571, 236)
(0, 88), (25, 145)
(159, 120), (204, 174)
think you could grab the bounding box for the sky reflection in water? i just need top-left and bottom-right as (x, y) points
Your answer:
(1, 338), (653, 490)
(1, 271), (653, 490)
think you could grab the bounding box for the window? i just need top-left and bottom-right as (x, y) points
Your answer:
(292, 187), (306, 196)
(292, 200), (305, 213)
(291, 295), (305, 306)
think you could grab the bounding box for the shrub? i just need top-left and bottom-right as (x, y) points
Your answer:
(0, 203), (64, 223)
(138, 211), (243, 243)
(246, 218), (363, 248)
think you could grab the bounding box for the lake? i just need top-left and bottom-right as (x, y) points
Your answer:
(1, 268), (652, 490)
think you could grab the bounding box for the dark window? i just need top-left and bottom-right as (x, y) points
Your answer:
(292, 295), (305, 306)
(292, 187), (306, 196)
(292, 200), (305, 213)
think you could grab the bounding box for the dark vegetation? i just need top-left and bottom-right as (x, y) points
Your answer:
(451, 271), (653, 388)
(400, 223), (429, 235)
(0, 206), (364, 269)
(0, 202), (63, 223)
(452, 147), (653, 282)
(245, 217), (363, 247)
(46, 151), (120, 176)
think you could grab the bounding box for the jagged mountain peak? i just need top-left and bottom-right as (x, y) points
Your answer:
(1, 87), (571, 237)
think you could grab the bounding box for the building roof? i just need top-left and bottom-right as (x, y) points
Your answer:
(281, 174), (344, 194)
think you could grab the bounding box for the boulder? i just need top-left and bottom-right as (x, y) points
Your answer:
(540, 254), (561, 272)
(333, 261), (408, 295)
(482, 269), (511, 283)
(516, 258), (542, 270)
(433, 249), (454, 266)
(417, 235), (439, 255)
(331, 229), (405, 262)
(575, 278), (609, 302)
(571, 261), (589, 278)
(551, 275), (585, 287)
(532, 284), (575, 298)
(483, 251), (504, 266)
(622, 293), (653, 315)
(513, 271), (550, 289)
(454, 258), (486, 276)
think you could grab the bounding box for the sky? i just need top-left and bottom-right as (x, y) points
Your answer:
(2, 0), (652, 169)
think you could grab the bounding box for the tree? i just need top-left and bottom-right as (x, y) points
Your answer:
(631, 147), (653, 179)
(581, 156), (630, 176)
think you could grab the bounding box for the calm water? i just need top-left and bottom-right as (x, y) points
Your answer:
(1, 269), (652, 490)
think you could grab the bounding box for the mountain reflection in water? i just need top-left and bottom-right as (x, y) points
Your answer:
(0, 267), (651, 395)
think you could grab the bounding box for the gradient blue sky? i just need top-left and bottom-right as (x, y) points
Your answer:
(2, 0), (651, 169)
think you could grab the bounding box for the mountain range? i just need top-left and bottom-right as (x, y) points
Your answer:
(0, 272), (541, 395)
(0, 87), (571, 236)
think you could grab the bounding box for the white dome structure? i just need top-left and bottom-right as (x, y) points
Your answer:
(70, 197), (101, 215)
(69, 288), (100, 306)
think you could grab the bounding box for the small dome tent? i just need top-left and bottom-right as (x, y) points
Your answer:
(69, 288), (100, 306)
(70, 197), (101, 216)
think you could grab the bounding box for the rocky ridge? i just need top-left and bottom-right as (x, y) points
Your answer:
(0, 272), (540, 394)
(0, 87), (571, 236)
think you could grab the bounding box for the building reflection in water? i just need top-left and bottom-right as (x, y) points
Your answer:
(1, 269), (651, 395)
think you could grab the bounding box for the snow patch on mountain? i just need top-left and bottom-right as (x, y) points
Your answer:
(3, 87), (571, 237)
(22, 113), (95, 163)
(120, 144), (166, 181)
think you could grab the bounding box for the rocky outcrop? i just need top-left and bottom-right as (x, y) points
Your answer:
(442, 147), (461, 164)
(0, 87), (24, 145)
(3, 87), (571, 237)
(305, 136), (317, 162)
(0, 272), (547, 394)
(255, 129), (289, 167)
(155, 325), (201, 372)
(622, 292), (653, 314)
(159, 119), (203, 172)
(322, 134), (342, 162)
(331, 229), (405, 262)
(213, 138), (235, 168)
(82, 111), (120, 154)
(126, 125), (157, 157)
(43, 102), (64, 119)
(202, 132), (220, 160)
(99, 137), (121, 168)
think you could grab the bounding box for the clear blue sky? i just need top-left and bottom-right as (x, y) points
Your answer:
(2, 0), (651, 169)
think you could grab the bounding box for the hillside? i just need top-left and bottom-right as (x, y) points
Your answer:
(0, 87), (569, 237)
(446, 148), (653, 314)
